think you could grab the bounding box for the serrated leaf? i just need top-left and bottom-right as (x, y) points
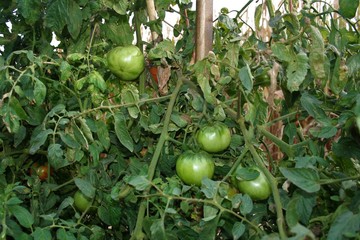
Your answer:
(29, 129), (53, 154)
(9, 96), (29, 121)
(271, 43), (294, 62)
(121, 85), (140, 119)
(48, 143), (68, 169)
(71, 121), (89, 149)
(98, 205), (121, 226)
(114, 112), (134, 152)
(60, 60), (72, 82)
(78, 118), (94, 142)
(45, 0), (82, 39)
(232, 222), (246, 240)
(60, 132), (81, 149)
(286, 52), (308, 92)
(201, 178), (217, 199)
(95, 120), (110, 150)
(101, 15), (133, 46)
(56, 228), (76, 240)
(74, 178), (96, 198)
(34, 78), (47, 105)
(239, 194), (253, 215)
(280, 167), (320, 193)
(8, 205), (34, 228)
(127, 175), (150, 191)
(203, 204), (219, 221)
(330, 57), (348, 94)
(239, 64), (253, 92)
(300, 92), (330, 125)
(32, 227), (52, 240)
(18, 0), (42, 25)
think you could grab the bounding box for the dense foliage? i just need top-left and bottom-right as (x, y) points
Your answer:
(1, 0), (360, 239)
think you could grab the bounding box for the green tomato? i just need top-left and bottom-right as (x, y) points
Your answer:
(74, 191), (92, 212)
(106, 45), (145, 81)
(234, 166), (271, 201)
(176, 150), (215, 186)
(196, 122), (231, 153)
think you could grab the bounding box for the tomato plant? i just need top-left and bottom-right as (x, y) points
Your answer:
(233, 166), (271, 201)
(106, 45), (145, 81)
(1, 0), (360, 239)
(196, 121), (231, 153)
(176, 150), (215, 186)
(30, 162), (52, 181)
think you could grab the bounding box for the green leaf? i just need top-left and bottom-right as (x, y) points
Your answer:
(239, 64), (253, 92)
(239, 194), (253, 215)
(347, 53), (360, 78)
(201, 178), (217, 199)
(60, 132), (81, 149)
(98, 205), (121, 226)
(121, 85), (140, 119)
(112, 0), (129, 15)
(101, 15), (133, 46)
(308, 26), (328, 82)
(60, 60), (72, 82)
(330, 57), (348, 95)
(148, 39), (175, 60)
(289, 223), (316, 240)
(78, 118), (94, 142)
(286, 52), (308, 92)
(71, 121), (89, 149)
(232, 222), (246, 240)
(300, 92), (330, 125)
(114, 112), (134, 152)
(9, 96), (29, 121)
(56, 228), (76, 240)
(203, 204), (218, 221)
(18, 0), (42, 25)
(88, 71), (106, 92)
(271, 43), (294, 62)
(279, 167), (320, 193)
(32, 227), (52, 240)
(127, 175), (150, 191)
(33, 79), (47, 105)
(74, 178), (96, 198)
(45, 0), (82, 39)
(339, 0), (359, 18)
(328, 210), (360, 240)
(48, 143), (68, 170)
(29, 129), (53, 154)
(8, 205), (34, 228)
(95, 120), (110, 150)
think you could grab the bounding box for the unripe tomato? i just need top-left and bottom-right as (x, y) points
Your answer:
(176, 150), (215, 186)
(196, 122), (231, 153)
(74, 191), (93, 212)
(234, 166), (271, 201)
(106, 45), (145, 81)
(30, 162), (53, 181)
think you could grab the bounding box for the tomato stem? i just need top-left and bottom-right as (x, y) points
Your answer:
(131, 73), (183, 240)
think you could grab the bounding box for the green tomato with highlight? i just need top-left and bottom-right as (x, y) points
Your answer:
(196, 122), (231, 153)
(176, 150), (215, 186)
(106, 45), (145, 81)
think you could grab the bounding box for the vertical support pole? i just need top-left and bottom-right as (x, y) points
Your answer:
(195, 0), (213, 61)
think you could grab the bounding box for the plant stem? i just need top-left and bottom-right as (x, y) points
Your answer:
(238, 118), (288, 240)
(130, 75), (183, 240)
